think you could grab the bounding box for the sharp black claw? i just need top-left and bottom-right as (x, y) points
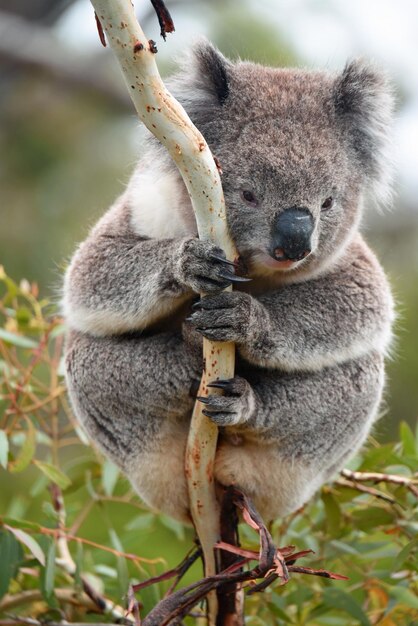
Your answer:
(207, 379), (233, 390)
(218, 271), (252, 283)
(197, 396), (210, 404)
(192, 301), (202, 310)
(210, 253), (238, 267)
(185, 316), (194, 322)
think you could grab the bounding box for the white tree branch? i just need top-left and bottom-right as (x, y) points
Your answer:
(88, 1), (237, 622)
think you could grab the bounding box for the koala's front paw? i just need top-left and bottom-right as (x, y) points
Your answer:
(187, 292), (254, 343)
(175, 239), (250, 294)
(197, 376), (256, 427)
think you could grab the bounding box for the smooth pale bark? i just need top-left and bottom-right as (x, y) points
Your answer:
(88, 1), (238, 623)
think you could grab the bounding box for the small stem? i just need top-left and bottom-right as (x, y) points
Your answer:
(335, 478), (397, 505)
(341, 469), (418, 498)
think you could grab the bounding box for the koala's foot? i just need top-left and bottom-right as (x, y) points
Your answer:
(197, 376), (256, 426)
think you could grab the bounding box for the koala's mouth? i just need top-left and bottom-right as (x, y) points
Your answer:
(248, 250), (307, 274)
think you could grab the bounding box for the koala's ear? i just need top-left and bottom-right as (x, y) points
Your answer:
(191, 40), (233, 105)
(333, 60), (394, 203)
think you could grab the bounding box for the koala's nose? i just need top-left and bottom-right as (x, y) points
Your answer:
(271, 207), (314, 262)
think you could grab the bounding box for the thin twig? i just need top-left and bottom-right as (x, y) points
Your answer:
(149, 0), (175, 40)
(49, 484), (131, 621)
(335, 478), (398, 505)
(341, 469), (418, 498)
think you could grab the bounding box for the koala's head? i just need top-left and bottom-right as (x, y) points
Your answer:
(171, 42), (393, 274)
(173, 42), (394, 279)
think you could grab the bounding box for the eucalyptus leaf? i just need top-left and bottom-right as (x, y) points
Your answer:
(392, 538), (418, 572)
(322, 589), (371, 626)
(9, 417), (36, 473)
(159, 514), (186, 542)
(41, 541), (57, 606)
(102, 458), (119, 496)
(321, 490), (341, 536)
(0, 328), (38, 349)
(0, 530), (23, 600)
(5, 525), (45, 566)
(387, 585), (418, 609)
(0, 429), (9, 469)
(33, 460), (71, 490)
(400, 421), (416, 456)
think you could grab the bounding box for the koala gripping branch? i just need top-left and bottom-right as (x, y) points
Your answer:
(89, 0), (237, 622)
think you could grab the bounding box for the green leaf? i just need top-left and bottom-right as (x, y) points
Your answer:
(42, 501), (59, 521)
(351, 507), (394, 531)
(0, 530), (23, 600)
(245, 618), (268, 626)
(2, 517), (42, 532)
(322, 589), (371, 626)
(109, 529), (129, 597)
(16, 307), (32, 326)
(41, 541), (57, 606)
(95, 564), (117, 578)
(9, 417), (36, 473)
(400, 421), (416, 456)
(5, 525), (45, 565)
(329, 539), (360, 555)
(393, 539), (418, 571)
(125, 513), (155, 532)
(74, 540), (83, 588)
(159, 514), (186, 542)
(387, 584), (418, 609)
(102, 458), (119, 496)
(0, 328), (38, 349)
(321, 490), (341, 535)
(415, 421), (418, 455)
(268, 596), (294, 622)
(358, 444), (398, 471)
(33, 460), (71, 490)
(0, 269), (18, 301)
(0, 430), (9, 469)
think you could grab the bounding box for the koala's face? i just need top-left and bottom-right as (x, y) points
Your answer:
(217, 112), (361, 277)
(177, 43), (393, 279)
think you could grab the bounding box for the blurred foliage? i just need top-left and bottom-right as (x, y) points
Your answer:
(0, 269), (417, 625)
(210, 5), (298, 66)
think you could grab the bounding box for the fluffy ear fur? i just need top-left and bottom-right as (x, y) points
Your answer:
(192, 40), (232, 104)
(168, 40), (233, 141)
(333, 60), (395, 205)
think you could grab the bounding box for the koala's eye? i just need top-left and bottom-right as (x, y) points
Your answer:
(321, 196), (334, 210)
(241, 189), (258, 206)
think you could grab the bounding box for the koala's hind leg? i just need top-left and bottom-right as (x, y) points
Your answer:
(65, 329), (201, 523)
(215, 353), (384, 522)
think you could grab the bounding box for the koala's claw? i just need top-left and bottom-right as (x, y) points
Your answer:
(217, 270), (252, 283)
(196, 376), (255, 426)
(187, 291), (255, 344)
(209, 252), (237, 267)
(207, 378), (237, 391)
(196, 395), (210, 404)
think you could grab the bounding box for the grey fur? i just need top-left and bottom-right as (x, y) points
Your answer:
(63, 42), (395, 523)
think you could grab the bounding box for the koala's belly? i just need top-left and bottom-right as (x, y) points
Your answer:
(64, 327), (384, 523)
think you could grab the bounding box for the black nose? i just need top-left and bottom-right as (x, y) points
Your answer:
(271, 207), (314, 262)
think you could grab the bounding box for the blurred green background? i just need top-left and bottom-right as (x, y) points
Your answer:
(1, 0), (417, 439)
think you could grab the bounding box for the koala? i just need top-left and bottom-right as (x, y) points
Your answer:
(63, 42), (395, 524)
